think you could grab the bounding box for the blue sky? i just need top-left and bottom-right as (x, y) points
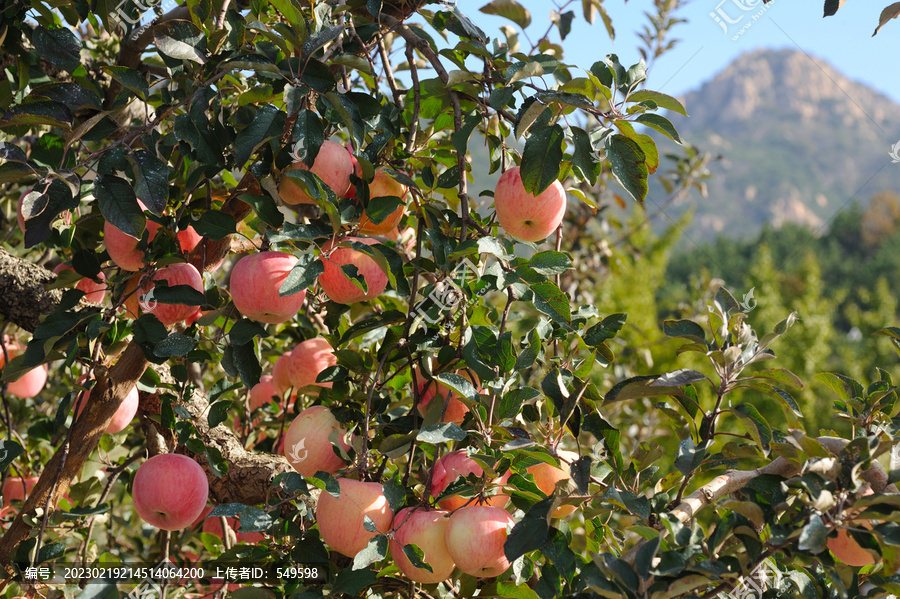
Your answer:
(468, 0), (900, 103)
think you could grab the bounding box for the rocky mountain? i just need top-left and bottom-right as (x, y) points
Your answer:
(658, 48), (900, 240)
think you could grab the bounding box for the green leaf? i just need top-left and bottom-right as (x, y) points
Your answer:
(823, 0), (848, 16)
(674, 438), (709, 476)
(433, 373), (478, 402)
(154, 23), (207, 63)
(151, 285), (207, 306)
(193, 210), (237, 240)
(520, 123), (564, 196)
(364, 195), (404, 225)
(235, 104), (283, 166)
(662, 319), (707, 344)
(732, 403), (772, 450)
(103, 66), (149, 99)
(352, 534), (388, 570)
(0, 441), (24, 472)
(479, 0), (532, 29)
(228, 319), (268, 346)
(498, 387), (540, 420)
(816, 372), (864, 403)
(32, 26), (82, 73)
(401, 543), (433, 573)
(0, 101), (72, 128)
(626, 90), (687, 116)
(605, 134), (648, 203)
(798, 514), (828, 553)
(132, 150), (169, 215)
(635, 113), (682, 145)
(584, 313), (627, 347)
(416, 423), (468, 444)
(229, 341), (261, 389)
(292, 110), (325, 167)
(651, 369), (706, 387)
(153, 332), (196, 358)
(570, 126), (599, 185)
(208, 400), (232, 428)
(504, 501), (552, 562)
(95, 175), (144, 239)
(529, 251), (573, 276)
(529, 280), (571, 325)
(279, 253), (324, 297)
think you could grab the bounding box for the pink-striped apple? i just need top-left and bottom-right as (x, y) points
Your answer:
(358, 168), (408, 235)
(284, 405), (352, 476)
(527, 449), (579, 518)
(390, 507), (455, 583)
(318, 237), (388, 304)
(75, 378), (139, 434)
(445, 505), (514, 577)
(316, 478), (393, 557)
(494, 166), (567, 242)
(416, 369), (478, 425)
(275, 338), (336, 393)
(280, 140), (354, 205)
(430, 451), (509, 511)
(132, 454), (209, 531)
(104, 200), (161, 271)
(53, 264), (107, 304)
(6, 364), (48, 399)
(133, 262), (205, 327)
(229, 252), (306, 324)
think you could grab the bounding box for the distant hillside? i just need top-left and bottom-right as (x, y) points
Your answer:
(657, 48), (900, 240)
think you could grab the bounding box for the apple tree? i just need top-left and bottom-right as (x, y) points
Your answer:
(0, 1), (899, 598)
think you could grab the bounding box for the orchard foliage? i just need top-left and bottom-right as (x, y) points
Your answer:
(0, 1), (899, 598)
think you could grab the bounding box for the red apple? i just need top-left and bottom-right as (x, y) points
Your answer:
(358, 168), (408, 235)
(277, 338), (337, 392)
(416, 369), (479, 425)
(104, 200), (161, 271)
(53, 264), (107, 304)
(445, 505), (514, 577)
(494, 166), (567, 242)
(136, 262), (205, 327)
(2, 475), (38, 507)
(280, 140), (354, 205)
(344, 148), (360, 200)
(390, 507), (456, 583)
(249, 375), (279, 411)
(430, 451), (509, 511)
(132, 454), (209, 531)
(316, 478), (393, 557)
(75, 377), (139, 434)
(284, 405), (352, 476)
(318, 237), (388, 304)
(6, 364), (48, 399)
(527, 449), (579, 518)
(177, 226), (203, 254)
(229, 252), (306, 324)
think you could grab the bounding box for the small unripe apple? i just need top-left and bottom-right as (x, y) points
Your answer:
(104, 200), (161, 271)
(75, 377), (139, 434)
(318, 237), (388, 304)
(390, 507), (456, 583)
(277, 338), (337, 393)
(416, 369), (478, 425)
(133, 262), (205, 327)
(316, 478), (394, 557)
(494, 166), (567, 242)
(53, 264), (107, 304)
(828, 488), (879, 566)
(445, 505), (514, 577)
(527, 449), (579, 518)
(284, 405), (352, 476)
(430, 451), (509, 511)
(132, 454), (209, 531)
(229, 252), (306, 324)
(358, 168), (408, 235)
(280, 140), (354, 205)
